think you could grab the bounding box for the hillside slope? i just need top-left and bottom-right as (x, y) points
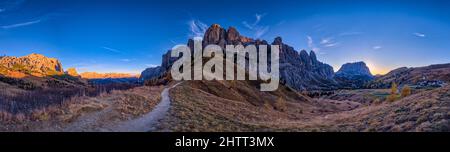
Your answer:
(367, 63), (450, 88)
(304, 85), (450, 131)
(155, 81), (448, 132)
(156, 80), (361, 131)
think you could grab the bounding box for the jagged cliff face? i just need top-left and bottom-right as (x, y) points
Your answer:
(272, 37), (337, 90)
(0, 53), (64, 76)
(0, 54), (89, 89)
(140, 24), (338, 90)
(336, 61), (373, 78)
(334, 61), (374, 89)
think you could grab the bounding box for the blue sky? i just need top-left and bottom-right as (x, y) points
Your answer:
(0, 0), (449, 74)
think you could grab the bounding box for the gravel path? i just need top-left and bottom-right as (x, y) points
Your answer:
(114, 82), (181, 132)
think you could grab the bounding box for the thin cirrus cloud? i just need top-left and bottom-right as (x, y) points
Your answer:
(242, 13), (270, 38)
(242, 13), (265, 30)
(1, 19), (41, 29)
(120, 59), (131, 62)
(338, 32), (363, 36)
(323, 42), (339, 47)
(101, 46), (121, 53)
(319, 37), (340, 48)
(413, 32), (426, 37)
(372, 46), (382, 50)
(320, 37), (339, 47)
(307, 36), (321, 52)
(306, 36), (340, 55)
(188, 19), (208, 38)
(145, 64), (159, 68)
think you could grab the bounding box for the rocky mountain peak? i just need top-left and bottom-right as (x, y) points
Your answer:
(0, 53), (64, 76)
(27, 53), (45, 58)
(226, 26), (240, 44)
(336, 61), (373, 77)
(299, 50), (311, 64)
(66, 67), (79, 76)
(334, 61), (374, 89)
(141, 24), (338, 90)
(272, 36), (283, 45)
(310, 51), (318, 64)
(203, 23), (227, 47)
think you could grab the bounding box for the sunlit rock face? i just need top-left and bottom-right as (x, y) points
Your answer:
(0, 53), (64, 76)
(66, 68), (79, 77)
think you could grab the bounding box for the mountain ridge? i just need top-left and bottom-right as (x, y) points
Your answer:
(140, 24), (338, 90)
(0, 53), (64, 77)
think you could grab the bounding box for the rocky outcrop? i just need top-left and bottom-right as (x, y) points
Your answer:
(334, 61), (374, 89)
(139, 66), (163, 81)
(272, 36), (337, 90)
(66, 68), (79, 77)
(140, 24), (338, 90)
(0, 53), (91, 89)
(202, 24), (253, 48)
(0, 53), (64, 76)
(203, 24), (227, 48)
(336, 62), (373, 78)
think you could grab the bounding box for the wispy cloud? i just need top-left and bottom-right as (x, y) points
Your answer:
(306, 35), (341, 54)
(188, 19), (208, 38)
(307, 36), (321, 52)
(145, 64), (159, 68)
(1, 19), (41, 29)
(324, 42), (339, 47)
(254, 26), (269, 38)
(313, 24), (325, 32)
(413, 32), (426, 37)
(120, 59), (131, 62)
(372, 46), (382, 50)
(307, 36), (314, 48)
(101, 46), (121, 53)
(243, 13), (265, 29)
(0, 8), (4, 13)
(320, 37), (333, 45)
(319, 37), (339, 48)
(338, 32), (363, 36)
(242, 13), (270, 38)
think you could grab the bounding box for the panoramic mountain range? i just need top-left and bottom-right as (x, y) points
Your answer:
(141, 24), (338, 90)
(0, 24), (449, 132)
(1, 24), (448, 98)
(141, 24), (441, 90)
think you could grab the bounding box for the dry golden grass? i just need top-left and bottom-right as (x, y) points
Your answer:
(301, 85), (450, 132)
(0, 85), (164, 131)
(154, 79), (449, 132)
(157, 80), (361, 132)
